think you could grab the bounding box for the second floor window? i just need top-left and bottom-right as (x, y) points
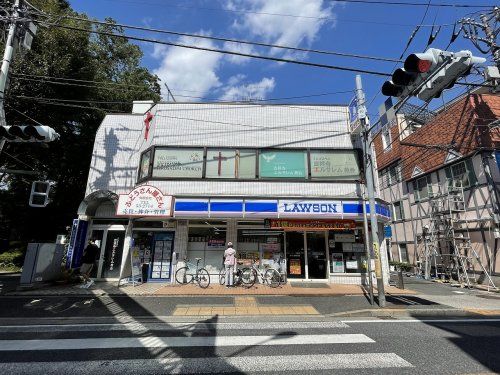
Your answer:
(382, 127), (392, 150)
(414, 175), (432, 202)
(445, 159), (476, 189)
(205, 149), (257, 179)
(393, 201), (404, 221)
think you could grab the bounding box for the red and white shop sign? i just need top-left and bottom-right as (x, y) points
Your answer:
(116, 185), (172, 217)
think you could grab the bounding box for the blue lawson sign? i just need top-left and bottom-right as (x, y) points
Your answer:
(384, 225), (392, 238)
(66, 219), (88, 269)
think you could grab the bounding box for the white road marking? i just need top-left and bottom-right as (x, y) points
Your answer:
(344, 318), (500, 323)
(0, 321), (349, 332)
(0, 333), (374, 350)
(0, 353), (413, 373)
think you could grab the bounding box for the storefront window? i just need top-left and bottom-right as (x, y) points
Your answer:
(237, 229), (284, 268)
(132, 232), (154, 264)
(328, 229), (366, 274)
(259, 150), (307, 179)
(310, 150), (360, 180)
(187, 223), (227, 274)
(152, 148), (204, 178)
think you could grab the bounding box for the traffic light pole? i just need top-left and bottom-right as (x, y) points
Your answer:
(0, 0), (21, 155)
(356, 75), (386, 307)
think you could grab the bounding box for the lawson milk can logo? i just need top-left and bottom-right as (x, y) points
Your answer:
(279, 200), (342, 216)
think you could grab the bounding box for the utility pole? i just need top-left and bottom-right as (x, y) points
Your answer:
(460, 7), (500, 70)
(0, 0), (21, 155)
(356, 74), (386, 307)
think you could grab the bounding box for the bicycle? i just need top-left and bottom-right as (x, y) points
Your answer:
(218, 262), (254, 288)
(175, 258), (210, 289)
(244, 259), (282, 288)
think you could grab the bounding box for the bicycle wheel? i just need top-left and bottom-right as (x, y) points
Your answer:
(175, 267), (194, 285)
(240, 267), (256, 288)
(196, 268), (210, 289)
(264, 268), (281, 288)
(218, 268), (226, 285)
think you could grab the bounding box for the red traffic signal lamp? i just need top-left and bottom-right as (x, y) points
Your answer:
(381, 48), (485, 102)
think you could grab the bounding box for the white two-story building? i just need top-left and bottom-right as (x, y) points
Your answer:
(75, 101), (391, 286)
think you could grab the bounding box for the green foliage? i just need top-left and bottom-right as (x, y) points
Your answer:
(389, 261), (413, 272)
(0, 0), (161, 242)
(0, 249), (25, 267)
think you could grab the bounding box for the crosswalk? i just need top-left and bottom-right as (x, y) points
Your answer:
(0, 320), (413, 374)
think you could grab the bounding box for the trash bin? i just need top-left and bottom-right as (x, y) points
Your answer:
(141, 263), (149, 283)
(396, 269), (404, 289)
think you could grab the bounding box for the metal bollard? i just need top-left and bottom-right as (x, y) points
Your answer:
(397, 269), (405, 289)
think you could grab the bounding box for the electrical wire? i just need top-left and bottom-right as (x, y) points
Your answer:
(77, 0), (458, 27)
(327, 0), (495, 8)
(54, 15), (403, 63)
(5, 103), (46, 126)
(46, 23), (392, 77)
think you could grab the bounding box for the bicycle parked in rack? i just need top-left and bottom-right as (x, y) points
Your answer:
(244, 259), (282, 288)
(175, 258), (210, 289)
(218, 262), (254, 288)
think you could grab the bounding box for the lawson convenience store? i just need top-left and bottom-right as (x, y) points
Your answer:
(77, 101), (392, 285)
(79, 185), (391, 285)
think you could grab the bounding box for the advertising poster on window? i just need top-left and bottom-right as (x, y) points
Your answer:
(310, 151), (360, 179)
(260, 151), (307, 178)
(152, 148), (203, 178)
(331, 253), (344, 273)
(289, 258), (302, 275)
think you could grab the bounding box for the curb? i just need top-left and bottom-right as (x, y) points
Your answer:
(328, 308), (500, 318)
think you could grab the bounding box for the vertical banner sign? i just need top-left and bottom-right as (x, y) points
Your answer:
(65, 219), (89, 269)
(130, 241), (142, 286)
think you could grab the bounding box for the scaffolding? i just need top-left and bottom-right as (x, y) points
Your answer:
(418, 181), (497, 290)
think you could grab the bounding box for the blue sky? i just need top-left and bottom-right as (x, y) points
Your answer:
(69, 0), (496, 117)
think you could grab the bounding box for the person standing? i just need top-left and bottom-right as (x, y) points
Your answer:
(79, 239), (99, 288)
(224, 242), (236, 288)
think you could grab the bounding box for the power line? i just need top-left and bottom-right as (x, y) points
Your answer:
(46, 23), (392, 77)
(11, 89), (356, 106)
(327, 0), (495, 8)
(49, 15), (403, 64)
(88, 0), (493, 21)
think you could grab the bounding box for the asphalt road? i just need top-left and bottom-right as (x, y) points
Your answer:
(0, 315), (499, 374)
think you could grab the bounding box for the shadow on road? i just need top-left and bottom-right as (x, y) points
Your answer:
(411, 313), (500, 373)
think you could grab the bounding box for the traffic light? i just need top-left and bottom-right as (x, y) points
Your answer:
(381, 48), (486, 102)
(29, 181), (50, 208)
(0, 125), (60, 143)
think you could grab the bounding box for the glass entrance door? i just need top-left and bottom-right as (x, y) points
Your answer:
(306, 232), (327, 279)
(101, 230), (125, 279)
(286, 231), (305, 278)
(88, 229), (104, 278)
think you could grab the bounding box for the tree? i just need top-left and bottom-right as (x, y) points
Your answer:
(0, 0), (161, 242)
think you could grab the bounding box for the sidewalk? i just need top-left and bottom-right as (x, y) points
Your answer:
(7, 280), (415, 297)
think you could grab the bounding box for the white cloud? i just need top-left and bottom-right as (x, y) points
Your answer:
(153, 34), (222, 101)
(222, 41), (255, 65)
(227, 0), (334, 57)
(220, 76), (275, 101)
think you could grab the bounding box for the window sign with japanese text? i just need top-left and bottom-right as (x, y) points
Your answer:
(310, 151), (360, 180)
(259, 151), (307, 179)
(152, 148), (204, 178)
